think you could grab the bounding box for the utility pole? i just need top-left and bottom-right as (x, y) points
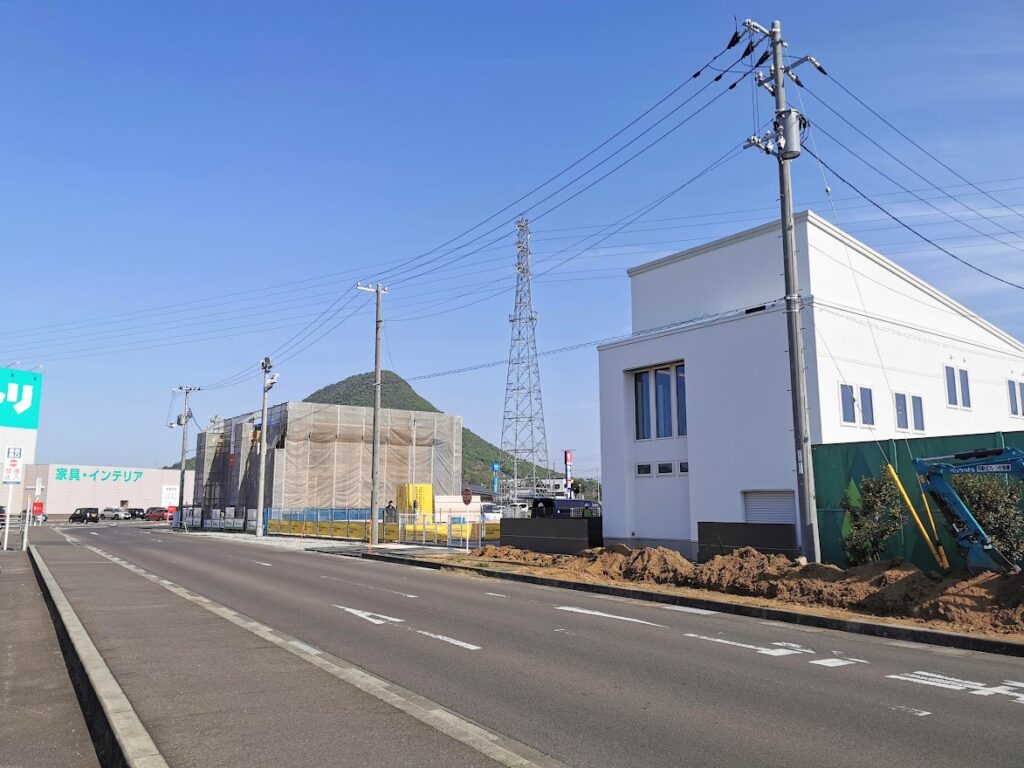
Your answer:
(745, 18), (824, 560)
(172, 385), (199, 530)
(357, 282), (387, 546)
(255, 357), (278, 538)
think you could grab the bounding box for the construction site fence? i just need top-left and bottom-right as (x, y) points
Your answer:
(265, 508), (500, 547)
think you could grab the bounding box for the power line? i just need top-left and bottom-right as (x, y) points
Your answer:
(804, 147), (1024, 291)
(822, 72), (1024, 225)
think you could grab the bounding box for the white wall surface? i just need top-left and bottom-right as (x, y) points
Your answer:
(599, 307), (798, 551)
(24, 464), (195, 519)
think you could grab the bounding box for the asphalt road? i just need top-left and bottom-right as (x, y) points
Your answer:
(53, 523), (1024, 768)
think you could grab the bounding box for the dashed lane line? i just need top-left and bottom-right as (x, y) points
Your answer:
(555, 606), (667, 628)
(80, 545), (564, 768)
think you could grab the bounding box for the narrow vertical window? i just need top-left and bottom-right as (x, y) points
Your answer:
(945, 366), (958, 406)
(912, 396), (925, 431)
(1010, 381), (1019, 416)
(959, 369), (971, 408)
(859, 387), (874, 426)
(895, 393), (909, 430)
(840, 384), (856, 424)
(634, 371), (651, 440)
(655, 368), (672, 437)
(1019, 383), (1024, 417)
(675, 364), (687, 436)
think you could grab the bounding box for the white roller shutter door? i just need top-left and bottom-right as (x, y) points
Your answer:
(742, 490), (797, 524)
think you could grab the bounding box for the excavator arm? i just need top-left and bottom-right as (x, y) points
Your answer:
(912, 448), (1022, 574)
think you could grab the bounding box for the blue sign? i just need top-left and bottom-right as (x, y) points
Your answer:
(491, 462), (501, 472)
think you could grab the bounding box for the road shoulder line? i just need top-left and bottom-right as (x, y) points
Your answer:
(85, 544), (562, 768)
(28, 545), (168, 768)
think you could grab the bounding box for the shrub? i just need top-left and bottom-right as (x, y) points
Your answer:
(949, 474), (1024, 563)
(842, 469), (905, 566)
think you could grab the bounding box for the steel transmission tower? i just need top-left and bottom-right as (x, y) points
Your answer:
(500, 217), (549, 504)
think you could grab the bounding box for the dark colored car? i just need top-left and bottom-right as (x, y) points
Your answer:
(127, 508), (145, 520)
(69, 507), (100, 524)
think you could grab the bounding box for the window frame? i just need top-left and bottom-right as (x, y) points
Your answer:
(678, 461), (689, 474)
(1009, 379), (1020, 418)
(944, 365), (972, 411)
(656, 461), (675, 476)
(635, 463), (653, 478)
(839, 382), (874, 428)
(911, 394), (925, 433)
(894, 392), (909, 432)
(654, 367), (673, 439)
(631, 362), (687, 441)
(633, 370), (651, 440)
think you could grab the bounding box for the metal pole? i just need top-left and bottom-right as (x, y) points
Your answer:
(366, 283), (386, 546)
(177, 387), (193, 529)
(2, 483), (11, 550)
(256, 357), (273, 537)
(770, 19), (820, 560)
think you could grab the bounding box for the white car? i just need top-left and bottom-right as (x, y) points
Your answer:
(104, 507), (129, 520)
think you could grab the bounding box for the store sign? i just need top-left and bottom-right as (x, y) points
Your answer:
(3, 447), (23, 485)
(54, 467), (144, 483)
(0, 369), (43, 429)
(161, 485), (179, 506)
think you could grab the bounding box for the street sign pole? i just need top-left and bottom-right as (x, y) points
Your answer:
(2, 483), (11, 551)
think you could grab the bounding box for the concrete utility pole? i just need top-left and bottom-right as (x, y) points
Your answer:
(745, 18), (822, 560)
(255, 357), (278, 538)
(357, 282), (387, 546)
(173, 385), (199, 529)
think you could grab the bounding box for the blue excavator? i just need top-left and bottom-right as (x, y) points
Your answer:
(910, 448), (1022, 574)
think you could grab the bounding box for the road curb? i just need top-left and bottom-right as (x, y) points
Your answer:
(28, 545), (169, 768)
(347, 550), (1024, 658)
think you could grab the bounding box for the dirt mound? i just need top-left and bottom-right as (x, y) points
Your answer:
(468, 544), (1024, 635)
(622, 547), (696, 585)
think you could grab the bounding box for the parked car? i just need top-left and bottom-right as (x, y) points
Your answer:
(105, 507), (129, 520)
(127, 508), (144, 520)
(69, 508), (100, 523)
(161, 509), (174, 521)
(143, 507), (168, 521)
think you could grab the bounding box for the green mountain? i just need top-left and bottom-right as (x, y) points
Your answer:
(304, 370), (557, 486)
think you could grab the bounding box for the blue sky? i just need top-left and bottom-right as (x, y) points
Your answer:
(1, 1), (1022, 477)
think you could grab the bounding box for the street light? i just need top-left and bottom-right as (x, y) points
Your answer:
(255, 357), (277, 537)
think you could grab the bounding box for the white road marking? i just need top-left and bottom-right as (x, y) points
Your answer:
(289, 640), (323, 655)
(665, 605), (717, 615)
(555, 606), (666, 628)
(334, 605), (405, 625)
(684, 633), (806, 656)
(319, 576), (418, 598)
(415, 631), (481, 651)
(485, 592), (509, 598)
(771, 642), (815, 654)
(887, 672), (1024, 703)
(249, 560), (273, 567)
(890, 705), (931, 717)
(88, 532), (99, 536)
(809, 658), (858, 668)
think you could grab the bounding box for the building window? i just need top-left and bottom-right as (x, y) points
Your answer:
(945, 365), (971, 409)
(959, 369), (971, 409)
(679, 462), (689, 474)
(895, 392), (925, 432)
(911, 395), (925, 432)
(634, 371), (651, 440)
(1009, 380), (1019, 416)
(840, 384), (856, 424)
(655, 368), (672, 438)
(656, 462), (674, 476)
(945, 366), (957, 406)
(895, 393), (909, 431)
(675, 364), (687, 436)
(860, 387), (874, 426)
(636, 463), (652, 477)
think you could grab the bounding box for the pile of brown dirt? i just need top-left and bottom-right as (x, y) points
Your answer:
(468, 544), (1024, 635)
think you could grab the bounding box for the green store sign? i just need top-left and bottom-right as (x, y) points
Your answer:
(55, 467), (145, 483)
(0, 368), (43, 430)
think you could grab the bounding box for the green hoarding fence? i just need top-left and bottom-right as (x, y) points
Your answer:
(812, 430), (1024, 571)
(0, 368), (43, 430)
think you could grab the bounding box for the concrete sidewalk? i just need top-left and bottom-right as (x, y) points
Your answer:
(29, 528), (503, 768)
(0, 550), (98, 768)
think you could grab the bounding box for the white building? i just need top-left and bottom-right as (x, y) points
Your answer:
(23, 464), (195, 520)
(598, 211), (1024, 559)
